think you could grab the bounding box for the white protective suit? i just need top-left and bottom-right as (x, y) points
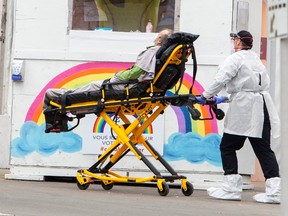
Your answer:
(204, 49), (281, 202)
(202, 50), (280, 139)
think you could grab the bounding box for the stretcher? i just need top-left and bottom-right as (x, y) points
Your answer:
(43, 32), (225, 196)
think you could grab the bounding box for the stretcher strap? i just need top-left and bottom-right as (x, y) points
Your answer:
(189, 45), (197, 94)
(61, 90), (72, 114)
(175, 44), (186, 94)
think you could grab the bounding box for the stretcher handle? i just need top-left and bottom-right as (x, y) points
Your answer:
(196, 96), (229, 105)
(209, 96), (229, 105)
(192, 96), (228, 121)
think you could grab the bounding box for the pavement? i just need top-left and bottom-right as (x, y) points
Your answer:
(0, 169), (280, 216)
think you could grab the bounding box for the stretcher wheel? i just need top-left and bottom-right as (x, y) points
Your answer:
(157, 182), (169, 196)
(215, 108), (225, 120)
(77, 181), (90, 190)
(101, 181), (114, 190)
(188, 107), (201, 120)
(181, 181), (194, 196)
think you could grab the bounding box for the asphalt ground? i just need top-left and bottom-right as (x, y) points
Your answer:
(0, 169), (280, 216)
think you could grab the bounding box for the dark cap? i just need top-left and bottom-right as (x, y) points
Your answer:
(230, 30), (253, 48)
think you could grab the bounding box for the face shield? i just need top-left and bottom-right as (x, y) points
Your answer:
(230, 40), (236, 54)
(230, 33), (239, 54)
(230, 32), (253, 49)
(230, 33), (240, 41)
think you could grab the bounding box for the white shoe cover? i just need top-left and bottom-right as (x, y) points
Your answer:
(207, 174), (242, 200)
(253, 193), (280, 204)
(207, 187), (241, 200)
(253, 177), (281, 204)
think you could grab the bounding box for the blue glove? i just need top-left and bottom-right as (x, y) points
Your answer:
(213, 96), (226, 104)
(196, 96), (206, 105)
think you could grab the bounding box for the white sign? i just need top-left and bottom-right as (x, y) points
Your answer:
(12, 60), (24, 81)
(78, 112), (165, 155)
(268, 0), (288, 38)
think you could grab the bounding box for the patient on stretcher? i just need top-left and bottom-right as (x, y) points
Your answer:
(43, 29), (173, 110)
(43, 30), (201, 133)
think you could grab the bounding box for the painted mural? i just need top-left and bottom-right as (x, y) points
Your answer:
(11, 62), (222, 167)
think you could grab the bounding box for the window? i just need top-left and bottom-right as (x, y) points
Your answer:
(71, 0), (177, 32)
(232, 0), (249, 32)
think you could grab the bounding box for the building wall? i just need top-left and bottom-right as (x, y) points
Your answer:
(1, 0), (264, 186)
(280, 36), (288, 216)
(0, 0), (12, 168)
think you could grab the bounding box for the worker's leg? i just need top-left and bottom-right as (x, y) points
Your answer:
(250, 101), (280, 204)
(249, 102), (279, 179)
(207, 133), (246, 200)
(220, 133), (246, 175)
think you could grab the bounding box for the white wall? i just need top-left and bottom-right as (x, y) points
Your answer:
(14, 0), (263, 63)
(4, 0), (264, 183)
(280, 37), (288, 216)
(0, 0), (14, 168)
(14, 0), (68, 51)
(14, 0), (156, 62)
(181, 0), (262, 95)
(180, 0), (233, 64)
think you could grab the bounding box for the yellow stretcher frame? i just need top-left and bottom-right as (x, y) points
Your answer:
(44, 36), (221, 196)
(49, 93), (196, 196)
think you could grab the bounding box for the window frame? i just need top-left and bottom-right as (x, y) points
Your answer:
(67, 0), (180, 34)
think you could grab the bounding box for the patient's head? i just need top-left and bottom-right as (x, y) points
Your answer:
(154, 29), (173, 46)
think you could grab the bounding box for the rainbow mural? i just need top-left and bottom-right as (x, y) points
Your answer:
(25, 62), (133, 125)
(93, 114), (153, 134)
(24, 62), (218, 136)
(11, 62), (222, 167)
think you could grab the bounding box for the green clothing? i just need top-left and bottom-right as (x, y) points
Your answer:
(115, 65), (145, 81)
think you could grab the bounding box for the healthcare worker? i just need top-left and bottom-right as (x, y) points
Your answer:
(196, 30), (281, 204)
